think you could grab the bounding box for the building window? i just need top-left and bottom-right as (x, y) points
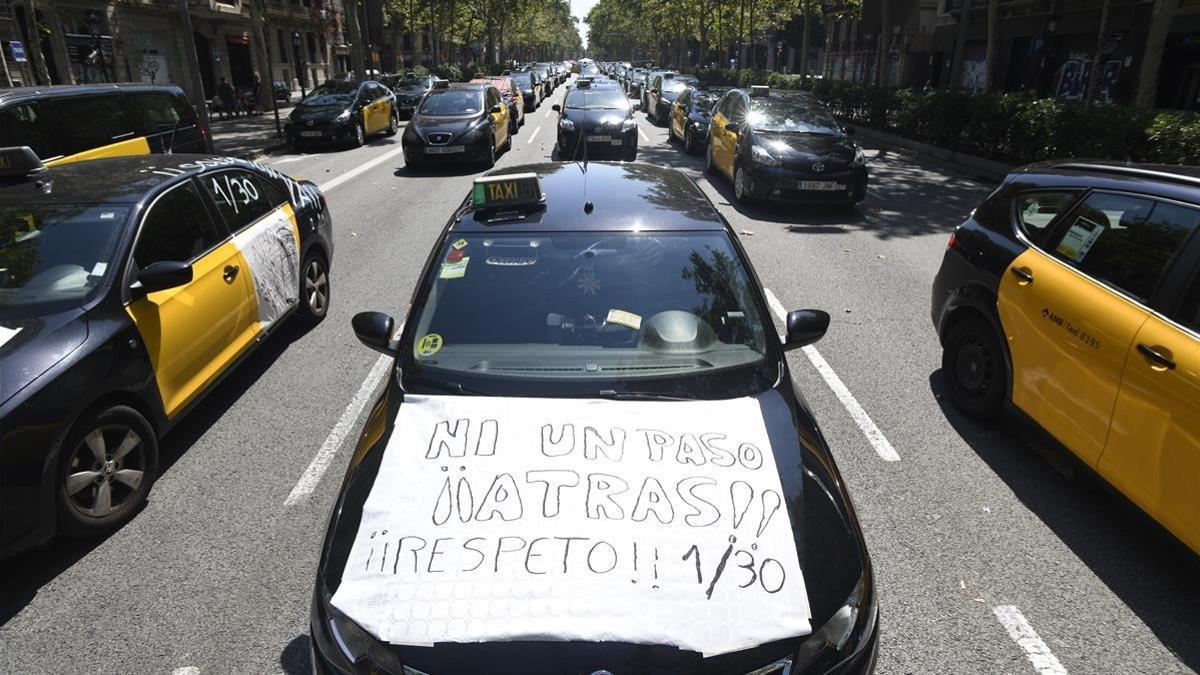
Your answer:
(277, 28), (288, 62)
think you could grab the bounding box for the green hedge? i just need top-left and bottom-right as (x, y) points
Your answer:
(684, 68), (1200, 165)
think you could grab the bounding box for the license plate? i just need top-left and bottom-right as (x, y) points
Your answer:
(800, 181), (844, 191)
(426, 146), (465, 154)
(586, 135), (611, 142)
(299, 131), (324, 138)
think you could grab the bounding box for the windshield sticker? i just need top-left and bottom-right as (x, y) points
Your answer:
(330, 394), (811, 656)
(440, 255), (470, 279)
(1056, 215), (1104, 262)
(576, 264), (601, 295)
(99, 212), (116, 220)
(452, 238), (469, 250)
(90, 262), (108, 277)
(417, 333), (444, 357)
(606, 308), (642, 331)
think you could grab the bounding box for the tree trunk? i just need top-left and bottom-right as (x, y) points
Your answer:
(23, 0), (51, 85)
(737, 0), (745, 69)
(1135, 0), (1176, 109)
(344, 0), (365, 79)
(876, 0), (890, 86)
(982, 0), (998, 91)
(248, 0), (273, 112)
(1085, 0), (1111, 104)
(948, 0), (971, 90)
(799, 1), (811, 79)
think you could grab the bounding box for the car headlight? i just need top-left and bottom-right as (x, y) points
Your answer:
(752, 144), (781, 167)
(621, 118), (637, 130)
(559, 118), (576, 131)
(852, 146), (866, 167)
(335, 109), (351, 123)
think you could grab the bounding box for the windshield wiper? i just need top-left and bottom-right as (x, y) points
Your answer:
(597, 390), (697, 401)
(404, 374), (485, 395)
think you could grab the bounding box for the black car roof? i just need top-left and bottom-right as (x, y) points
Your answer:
(0, 154), (273, 204)
(454, 162), (726, 233)
(1009, 161), (1200, 205)
(0, 83), (185, 106)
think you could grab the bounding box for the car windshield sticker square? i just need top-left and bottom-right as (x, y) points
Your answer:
(1056, 215), (1105, 262)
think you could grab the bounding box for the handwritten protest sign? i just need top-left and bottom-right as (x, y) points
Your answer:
(331, 394), (811, 657)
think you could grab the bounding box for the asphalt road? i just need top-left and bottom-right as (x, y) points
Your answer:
(1, 80), (1197, 675)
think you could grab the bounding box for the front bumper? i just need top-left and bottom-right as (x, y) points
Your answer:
(557, 127), (638, 157)
(741, 163), (868, 204)
(286, 120), (355, 144)
(403, 134), (493, 164)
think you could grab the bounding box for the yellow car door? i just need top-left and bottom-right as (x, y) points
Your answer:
(488, 90), (508, 147)
(126, 181), (257, 419)
(671, 96), (685, 139)
(1097, 208), (1200, 553)
(996, 192), (1159, 466)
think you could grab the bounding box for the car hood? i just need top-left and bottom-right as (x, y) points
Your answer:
(0, 310), (88, 408)
(315, 380), (868, 674)
(411, 114), (485, 139)
(562, 109), (631, 130)
(755, 132), (856, 170)
(292, 104), (351, 123)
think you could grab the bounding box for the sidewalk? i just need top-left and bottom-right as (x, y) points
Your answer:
(209, 105), (294, 160)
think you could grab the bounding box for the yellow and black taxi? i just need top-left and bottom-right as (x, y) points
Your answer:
(389, 74), (439, 119)
(933, 162), (1200, 555)
(506, 70), (543, 111)
(0, 83), (211, 166)
(308, 162), (878, 674)
(402, 81), (512, 169)
(285, 79), (398, 150)
(706, 87), (867, 206)
(472, 76), (526, 133)
(668, 85), (731, 155)
(645, 72), (698, 125)
(553, 79), (640, 161)
(0, 148), (333, 558)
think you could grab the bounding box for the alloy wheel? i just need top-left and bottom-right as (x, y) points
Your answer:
(65, 424), (146, 518)
(305, 257), (329, 316)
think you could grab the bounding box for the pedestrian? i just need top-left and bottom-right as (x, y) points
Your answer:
(217, 77), (236, 119)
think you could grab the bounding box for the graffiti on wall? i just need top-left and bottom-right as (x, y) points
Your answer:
(1056, 59), (1122, 103)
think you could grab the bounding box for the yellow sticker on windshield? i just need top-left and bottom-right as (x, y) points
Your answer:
(607, 308), (642, 331)
(417, 333), (444, 357)
(452, 238), (469, 250)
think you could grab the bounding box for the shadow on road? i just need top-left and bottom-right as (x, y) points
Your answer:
(0, 319), (319, 627)
(928, 369), (1200, 671)
(281, 634), (312, 675)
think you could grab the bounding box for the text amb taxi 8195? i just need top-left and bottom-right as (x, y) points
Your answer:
(0, 148), (333, 558)
(309, 162), (878, 675)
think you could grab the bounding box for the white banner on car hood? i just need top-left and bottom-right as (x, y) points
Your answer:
(331, 393), (811, 657)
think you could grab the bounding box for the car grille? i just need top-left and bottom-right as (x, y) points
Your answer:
(427, 132), (452, 144)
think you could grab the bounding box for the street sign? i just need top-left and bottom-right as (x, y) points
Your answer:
(9, 40), (27, 62)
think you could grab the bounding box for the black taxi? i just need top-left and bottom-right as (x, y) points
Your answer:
(286, 79), (398, 150)
(402, 81), (513, 169)
(932, 161), (1200, 555)
(310, 163), (878, 674)
(0, 148), (333, 558)
(706, 87), (867, 206)
(553, 79), (640, 161)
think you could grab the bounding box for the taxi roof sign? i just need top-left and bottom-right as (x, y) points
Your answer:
(0, 146), (44, 178)
(432, 79), (450, 89)
(575, 78), (592, 88)
(749, 85), (770, 97)
(471, 172), (544, 209)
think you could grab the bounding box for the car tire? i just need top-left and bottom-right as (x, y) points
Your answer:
(349, 121), (365, 148)
(56, 405), (158, 538)
(384, 111), (399, 136)
(685, 128), (697, 155)
(624, 147), (637, 162)
(733, 163), (755, 205)
(484, 134), (497, 168)
(942, 316), (1008, 421)
(705, 143), (717, 174)
(298, 249), (331, 324)
(503, 128), (513, 152)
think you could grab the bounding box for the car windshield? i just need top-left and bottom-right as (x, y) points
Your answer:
(661, 79), (689, 93)
(419, 90), (483, 116)
(694, 92), (722, 111)
(0, 203), (127, 319)
(301, 83), (356, 106)
(510, 72), (533, 87)
(748, 97), (841, 134)
(394, 82), (428, 93)
(403, 232), (776, 398)
(565, 90), (629, 110)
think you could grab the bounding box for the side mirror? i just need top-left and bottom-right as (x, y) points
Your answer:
(489, 104), (502, 114)
(724, 121), (741, 133)
(353, 311), (397, 356)
(631, 102), (641, 111)
(135, 261), (192, 295)
(843, 125), (856, 136)
(783, 309), (830, 351)
(552, 104), (561, 112)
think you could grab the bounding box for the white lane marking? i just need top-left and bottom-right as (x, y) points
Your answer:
(284, 355), (392, 506)
(993, 606), (1069, 675)
(638, 127), (650, 142)
(763, 288), (900, 462)
(317, 145), (407, 193)
(527, 126), (542, 144)
(271, 155), (310, 164)
(171, 668), (200, 675)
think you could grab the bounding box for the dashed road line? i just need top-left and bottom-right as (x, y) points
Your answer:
(317, 145), (407, 193)
(284, 355), (391, 506)
(171, 668), (200, 675)
(638, 127), (650, 142)
(763, 288), (900, 462)
(993, 605), (1069, 675)
(527, 126), (542, 144)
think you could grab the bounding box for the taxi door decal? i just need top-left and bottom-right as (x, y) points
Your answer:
(1099, 315), (1200, 552)
(45, 136), (152, 167)
(230, 203), (302, 331)
(996, 247), (1150, 465)
(127, 240), (257, 419)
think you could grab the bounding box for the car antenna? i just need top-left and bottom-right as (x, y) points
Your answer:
(165, 120), (181, 155)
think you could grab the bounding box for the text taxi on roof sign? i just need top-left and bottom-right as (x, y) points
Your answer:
(932, 160), (1200, 555)
(308, 162), (879, 675)
(0, 147), (333, 559)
